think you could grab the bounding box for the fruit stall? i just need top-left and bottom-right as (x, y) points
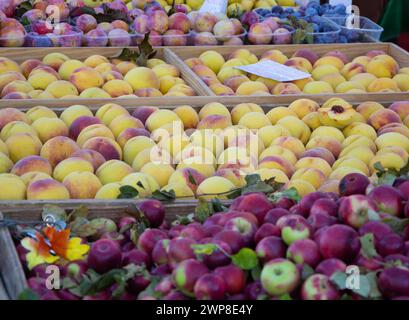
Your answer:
(0, 0), (409, 303)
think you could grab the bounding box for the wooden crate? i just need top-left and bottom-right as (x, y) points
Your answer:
(171, 42), (409, 102)
(0, 278), (9, 300)
(0, 200), (207, 299)
(0, 47), (213, 97)
(0, 212), (27, 300)
(0, 200), (200, 222)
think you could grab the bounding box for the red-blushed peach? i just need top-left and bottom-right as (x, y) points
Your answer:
(368, 109), (402, 130)
(40, 136), (80, 168)
(324, 50), (349, 64)
(271, 83), (301, 95)
(27, 178), (70, 200)
(367, 78), (400, 92)
(199, 102), (230, 120)
(214, 168), (246, 188)
(355, 101), (384, 120)
(318, 179), (340, 194)
(82, 137), (122, 161)
(95, 103), (130, 126)
(0, 108), (31, 130)
(72, 149), (106, 171)
(11, 155), (52, 176)
(209, 83), (235, 96)
(184, 58), (204, 69)
(306, 136), (342, 158)
(0, 121), (37, 141)
(340, 62), (365, 80)
(20, 59), (43, 78)
(102, 79), (133, 98)
(285, 179), (316, 197)
(95, 159), (133, 185)
(108, 115), (144, 139)
(59, 105), (92, 127)
(5, 133), (42, 162)
(295, 157), (333, 178)
(116, 127), (151, 148)
(389, 101), (409, 120)
(68, 116), (102, 140)
(0, 72), (26, 93)
(197, 115), (232, 130)
(0, 174), (26, 200)
(52, 157), (94, 182)
(135, 88), (163, 97)
(132, 106), (158, 125)
(258, 155), (294, 177)
(378, 123), (409, 138)
(284, 57), (313, 72)
(230, 103), (264, 125)
(271, 136), (306, 158)
(30, 118), (68, 143)
(291, 167), (327, 189)
(300, 147), (336, 166)
(288, 99), (319, 119)
(63, 171), (102, 199)
(259, 145), (297, 165)
(25, 106), (57, 122)
(292, 48), (319, 65)
(76, 124), (115, 148)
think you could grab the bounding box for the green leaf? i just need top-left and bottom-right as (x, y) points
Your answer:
(231, 248), (259, 270)
(137, 275), (163, 299)
(151, 189), (176, 201)
(67, 205), (89, 222)
(301, 264), (315, 280)
(381, 217), (409, 234)
(279, 293), (292, 300)
(136, 33), (157, 67)
(242, 181), (274, 195)
(18, 288), (40, 300)
(293, 29), (306, 44)
(365, 272), (382, 299)
(172, 214), (194, 226)
(330, 271), (348, 290)
(117, 185), (139, 199)
(374, 162), (387, 174)
(191, 243), (219, 256)
(129, 222), (147, 245)
(269, 187), (301, 203)
(195, 198), (214, 223)
(368, 209), (381, 221)
(360, 233), (378, 260)
(69, 217), (98, 238)
(251, 264), (262, 281)
(245, 174), (262, 186)
(225, 188), (243, 199)
(188, 171), (197, 186)
(42, 205), (67, 224)
(354, 275), (371, 298)
(211, 198), (228, 212)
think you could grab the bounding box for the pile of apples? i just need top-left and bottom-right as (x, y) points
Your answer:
(1, 97), (409, 201)
(186, 48), (409, 96)
(0, 53), (195, 99)
(20, 174), (409, 300)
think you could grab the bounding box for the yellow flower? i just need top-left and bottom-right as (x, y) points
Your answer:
(21, 237), (59, 270)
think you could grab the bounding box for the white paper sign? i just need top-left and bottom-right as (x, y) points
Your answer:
(329, 0), (352, 6)
(235, 60), (311, 82)
(199, 0), (227, 14)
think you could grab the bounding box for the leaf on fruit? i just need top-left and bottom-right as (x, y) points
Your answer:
(138, 275), (163, 299)
(381, 217), (409, 234)
(367, 209), (381, 221)
(242, 174), (274, 195)
(15, 1), (33, 19)
(17, 288), (39, 300)
(91, 4), (130, 24)
(293, 29), (306, 44)
(364, 272), (382, 299)
(330, 271), (348, 290)
(374, 162), (398, 186)
(188, 171), (197, 186)
(191, 243), (219, 256)
(231, 248), (259, 270)
(173, 213), (195, 226)
(279, 293), (292, 300)
(245, 174), (262, 186)
(117, 185), (139, 199)
(251, 264), (262, 281)
(69, 217), (97, 238)
(195, 198), (214, 223)
(269, 187), (301, 203)
(136, 33), (157, 67)
(67, 205), (89, 222)
(211, 198), (228, 212)
(360, 233), (378, 260)
(226, 188), (243, 199)
(42, 205), (67, 224)
(301, 264), (315, 280)
(129, 222), (147, 245)
(151, 189), (176, 202)
(167, 0), (177, 16)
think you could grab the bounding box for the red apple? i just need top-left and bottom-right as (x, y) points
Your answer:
(315, 258), (347, 277)
(368, 185), (404, 217)
(87, 239), (122, 274)
(254, 223), (280, 243)
(194, 274), (227, 300)
(172, 259), (208, 297)
(256, 236), (286, 264)
(286, 239), (321, 268)
(378, 267), (409, 298)
(301, 274), (340, 300)
(339, 173), (370, 196)
(214, 264), (246, 296)
(338, 195), (376, 228)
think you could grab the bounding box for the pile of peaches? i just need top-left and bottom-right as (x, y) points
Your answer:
(0, 53), (195, 99)
(0, 97), (409, 201)
(185, 48), (409, 96)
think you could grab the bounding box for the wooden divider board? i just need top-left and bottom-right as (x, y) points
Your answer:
(0, 44), (408, 107)
(0, 212), (27, 300)
(0, 278), (9, 300)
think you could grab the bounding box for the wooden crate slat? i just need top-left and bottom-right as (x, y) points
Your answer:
(0, 278), (9, 300)
(0, 212), (27, 300)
